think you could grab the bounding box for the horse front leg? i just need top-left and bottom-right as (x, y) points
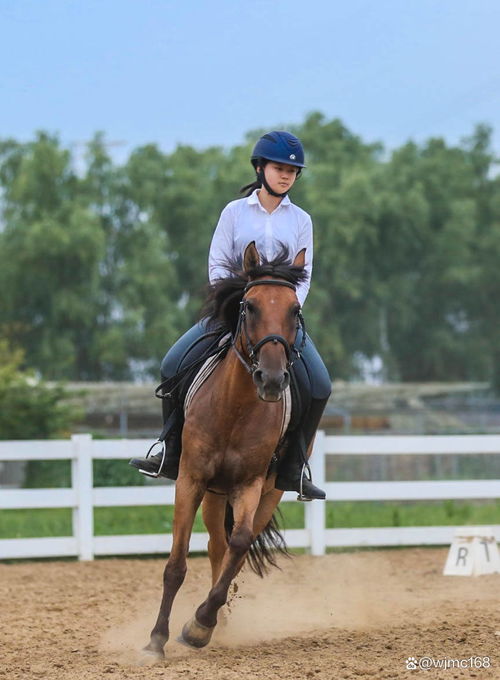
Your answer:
(181, 480), (262, 648)
(144, 474), (205, 658)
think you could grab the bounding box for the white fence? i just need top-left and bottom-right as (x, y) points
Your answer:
(1, 433), (499, 561)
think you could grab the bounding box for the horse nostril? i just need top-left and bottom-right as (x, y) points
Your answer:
(253, 369), (264, 385)
(282, 370), (290, 388)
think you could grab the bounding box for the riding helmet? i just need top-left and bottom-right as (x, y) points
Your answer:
(251, 131), (306, 169)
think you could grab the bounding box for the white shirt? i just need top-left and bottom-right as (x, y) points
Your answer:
(208, 189), (313, 306)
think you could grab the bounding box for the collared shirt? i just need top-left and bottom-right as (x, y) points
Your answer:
(208, 189), (313, 306)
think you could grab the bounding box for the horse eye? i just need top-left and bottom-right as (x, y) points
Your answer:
(246, 301), (256, 314)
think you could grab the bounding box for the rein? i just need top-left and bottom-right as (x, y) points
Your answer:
(232, 279), (307, 375)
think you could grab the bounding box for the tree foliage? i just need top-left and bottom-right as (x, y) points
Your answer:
(1, 116), (499, 388)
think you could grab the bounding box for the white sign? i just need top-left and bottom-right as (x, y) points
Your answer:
(443, 527), (500, 576)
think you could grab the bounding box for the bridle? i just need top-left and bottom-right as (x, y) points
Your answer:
(231, 279), (307, 375)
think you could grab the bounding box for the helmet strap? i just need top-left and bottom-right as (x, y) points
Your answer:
(256, 168), (288, 198)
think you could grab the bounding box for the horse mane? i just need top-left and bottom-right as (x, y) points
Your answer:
(201, 244), (307, 333)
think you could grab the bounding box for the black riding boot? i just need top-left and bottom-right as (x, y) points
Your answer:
(275, 396), (328, 500)
(129, 399), (183, 480)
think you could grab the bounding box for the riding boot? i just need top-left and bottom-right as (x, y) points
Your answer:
(129, 399), (183, 480)
(275, 396), (328, 500)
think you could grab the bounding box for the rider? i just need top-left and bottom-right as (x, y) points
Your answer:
(130, 131), (331, 500)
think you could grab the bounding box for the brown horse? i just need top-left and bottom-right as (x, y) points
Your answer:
(144, 242), (309, 657)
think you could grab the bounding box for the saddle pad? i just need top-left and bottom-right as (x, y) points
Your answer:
(184, 350), (292, 443)
(183, 332), (231, 415)
(184, 350), (225, 415)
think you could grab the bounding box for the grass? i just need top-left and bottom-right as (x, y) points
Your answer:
(1, 500), (499, 540)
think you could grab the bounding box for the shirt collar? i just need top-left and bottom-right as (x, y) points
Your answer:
(247, 189), (292, 211)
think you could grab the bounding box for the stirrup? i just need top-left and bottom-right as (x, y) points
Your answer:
(297, 462), (314, 502)
(138, 440), (166, 479)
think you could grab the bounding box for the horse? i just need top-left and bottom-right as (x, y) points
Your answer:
(144, 241), (310, 657)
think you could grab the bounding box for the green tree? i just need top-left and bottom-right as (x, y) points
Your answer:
(0, 133), (105, 379)
(81, 137), (182, 378)
(374, 129), (495, 381)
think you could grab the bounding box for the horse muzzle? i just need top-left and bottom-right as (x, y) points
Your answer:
(252, 367), (290, 402)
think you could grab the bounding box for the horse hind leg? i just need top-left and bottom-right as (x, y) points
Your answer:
(202, 491), (229, 586)
(144, 475), (205, 658)
(181, 482), (262, 648)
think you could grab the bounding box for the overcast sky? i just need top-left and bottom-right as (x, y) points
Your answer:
(2, 0), (500, 163)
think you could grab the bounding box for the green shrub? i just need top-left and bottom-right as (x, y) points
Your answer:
(0, 340), (80, 487)
(0, 341), (76, 439)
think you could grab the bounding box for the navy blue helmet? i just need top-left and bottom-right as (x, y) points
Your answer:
(251, 131), (306, 169)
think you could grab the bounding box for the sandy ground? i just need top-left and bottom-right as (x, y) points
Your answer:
(1, 548), (499, 680)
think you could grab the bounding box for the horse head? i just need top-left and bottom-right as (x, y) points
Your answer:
(236, 242), (306, 402)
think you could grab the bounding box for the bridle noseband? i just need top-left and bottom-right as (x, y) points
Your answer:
(232, 279), (307, 375)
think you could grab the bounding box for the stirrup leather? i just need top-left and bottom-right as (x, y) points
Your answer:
(297, 462), (314, 502)
(138, 440), (166, 479)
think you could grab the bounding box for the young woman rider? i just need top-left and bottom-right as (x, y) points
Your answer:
(130, 131), (331, 500)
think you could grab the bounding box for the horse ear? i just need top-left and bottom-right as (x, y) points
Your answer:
(243, 241), (260, 273)
(293, 248), (306, 269)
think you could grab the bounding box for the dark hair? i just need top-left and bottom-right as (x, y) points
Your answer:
(239, 157), (268, 197)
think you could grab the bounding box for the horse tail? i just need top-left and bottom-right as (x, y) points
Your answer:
(224, 503), (291, 578)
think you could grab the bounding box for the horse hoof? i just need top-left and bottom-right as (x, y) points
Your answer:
(138, 648), (164, 666)
(142, 637), (166, 659)
(181, 616), (215, 648)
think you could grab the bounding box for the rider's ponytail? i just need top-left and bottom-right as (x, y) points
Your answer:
(239, 178), (261, 196)
(239, 158), (267, 196)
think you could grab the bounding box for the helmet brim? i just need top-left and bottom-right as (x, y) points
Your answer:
(251, 154), (306, 169)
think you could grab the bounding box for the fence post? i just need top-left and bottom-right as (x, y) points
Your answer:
(71, 434), (94, 560)
(305, 429), (326, 556)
